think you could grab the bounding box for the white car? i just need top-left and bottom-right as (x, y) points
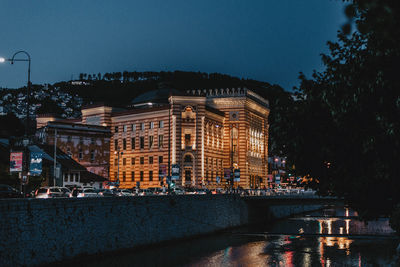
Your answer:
(35, 187), (63, 198)
(77, 188), (99, 198)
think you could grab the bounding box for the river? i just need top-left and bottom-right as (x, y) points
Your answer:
(64, 206), (399, 266)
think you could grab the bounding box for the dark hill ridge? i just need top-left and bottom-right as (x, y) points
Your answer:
(57, 70), (293, 155)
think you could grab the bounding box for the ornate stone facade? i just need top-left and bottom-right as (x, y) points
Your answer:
(36, 88), (269, 189)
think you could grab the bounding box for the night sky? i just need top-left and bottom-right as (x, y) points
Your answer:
(0, 0), (346, 91)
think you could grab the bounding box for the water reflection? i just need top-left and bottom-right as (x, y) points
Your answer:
(60, 206), (399, 267)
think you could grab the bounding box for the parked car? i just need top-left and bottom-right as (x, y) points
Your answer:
(0, 184), (23, 198)
(35, 187), (63, 198)
(59, 187), (72, 198)
(113, 188), (134, 196)
(97, 189), (115, 197)
(172, 188), (185, 195)
(138, 189), (153, 196)
(77, 188), (98, 198)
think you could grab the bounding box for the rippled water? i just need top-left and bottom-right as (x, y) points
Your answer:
(67, 206), (399, 267)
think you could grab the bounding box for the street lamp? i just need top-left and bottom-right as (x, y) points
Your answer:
(1, 51), (31, 196)
(114, 150), (122, 187)
(0, 51), (31, 136)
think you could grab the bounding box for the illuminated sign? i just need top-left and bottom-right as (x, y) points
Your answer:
(10, 152), (23, 172)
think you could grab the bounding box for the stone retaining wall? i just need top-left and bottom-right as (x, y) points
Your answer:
(0, 195), (247, 267)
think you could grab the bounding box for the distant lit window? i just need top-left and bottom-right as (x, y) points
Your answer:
(158, 135), (163, 148)
(131, 137), (135, 150)
(140, 137), (145, 149)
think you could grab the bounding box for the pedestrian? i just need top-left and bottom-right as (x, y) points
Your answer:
(72, 185), (78, 197)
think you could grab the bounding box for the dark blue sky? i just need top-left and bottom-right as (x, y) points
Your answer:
(0, 0), (346, 91)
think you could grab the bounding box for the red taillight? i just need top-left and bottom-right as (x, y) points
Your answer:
(82, 193), (85, 197)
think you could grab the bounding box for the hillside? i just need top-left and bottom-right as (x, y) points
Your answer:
(0, 70), (293, 154)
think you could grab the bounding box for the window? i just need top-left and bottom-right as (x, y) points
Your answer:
(140, 171), (144, 181)
(132, 124), (136, 131)
(131, 157), (135, 165)
(159, 120), (164, 128)
(131, 171), (135, 181)
(185, 170), (191, 181)
(149, 156), (153, 164)
(123, 125), (127, 132)
(67, 136), (72, 143)
(140, 136), (145, 149)
(159, 156), (163, 164)
(184, 155), (192, 163)
(149, 136), (154, 148)
(114, 172), (118, 179)
(123, 138), (127, 150)
(63, 174), (67, 182)
(149, 171), (153, 181)
(122, 172), (126, 182)
(140, 123), (145, 131)
(149, 121), (154, 129)
(114, 126), (119, 133)
(114, 139), (118, 150)
(114, 159), (118, 166)
(78, 149), (83, 160)
(131, 137), (135, 150)
(158, 135), (164, 148)
(123, 158), (126, 165)
(90, 150), (95, 161)
(140, 157), (144, 164)
(185, 134), (191, 146)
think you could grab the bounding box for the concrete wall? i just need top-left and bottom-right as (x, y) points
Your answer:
(0, 195), (248, 267)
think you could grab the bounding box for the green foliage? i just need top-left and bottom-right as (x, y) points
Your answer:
(286, 0), (400, 219)
(0, 113), (24, 138)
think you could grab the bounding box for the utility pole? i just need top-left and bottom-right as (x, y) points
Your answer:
(53, 128), (57, 187)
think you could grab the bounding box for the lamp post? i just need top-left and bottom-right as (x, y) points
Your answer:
(1, 51), (31, 196)
(0, 51), (31, 136)
(114, 150), (122, 188)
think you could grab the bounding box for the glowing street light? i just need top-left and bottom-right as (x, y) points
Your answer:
(0, 51), (31, 136)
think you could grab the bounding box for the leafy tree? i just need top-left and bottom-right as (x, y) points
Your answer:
(286, 0), (400, 220)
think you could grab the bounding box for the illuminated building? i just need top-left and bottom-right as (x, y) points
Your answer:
(36, 87), (270, 189)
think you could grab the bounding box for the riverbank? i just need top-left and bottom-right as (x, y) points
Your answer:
(0, 195), (328, 266)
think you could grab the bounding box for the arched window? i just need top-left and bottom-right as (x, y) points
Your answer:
(184, 155), (193, 163)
